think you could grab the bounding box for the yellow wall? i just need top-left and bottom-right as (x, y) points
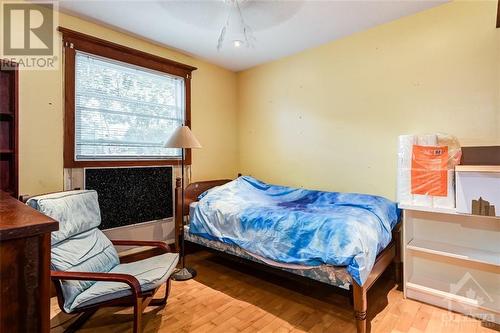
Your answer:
(237, 0), (500, 199)
(12, 0), (500, 200)
(16, 9), (238, 195)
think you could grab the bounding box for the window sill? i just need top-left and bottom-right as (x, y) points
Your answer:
(64, 157), (190, 168)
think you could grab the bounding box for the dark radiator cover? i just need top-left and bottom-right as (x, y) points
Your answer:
(84, 167), (173, 230)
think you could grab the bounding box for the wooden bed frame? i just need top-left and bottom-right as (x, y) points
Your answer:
(174, 177), (402, 333)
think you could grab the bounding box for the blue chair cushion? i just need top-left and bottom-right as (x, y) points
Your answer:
(69, 252), (179, 311)
(27, 190), (120, 311)
(52, 228), (120, 312)
(27, 190), (102, 245)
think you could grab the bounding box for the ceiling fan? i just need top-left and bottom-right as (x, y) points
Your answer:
(217, 0), (256, 51)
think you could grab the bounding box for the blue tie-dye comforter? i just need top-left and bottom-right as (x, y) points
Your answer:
(189, 176), (400, 285)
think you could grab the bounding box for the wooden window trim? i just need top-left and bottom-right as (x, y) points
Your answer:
(59, 27), (197, 168)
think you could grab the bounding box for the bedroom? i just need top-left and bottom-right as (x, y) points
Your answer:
(0, 0), (499, 332)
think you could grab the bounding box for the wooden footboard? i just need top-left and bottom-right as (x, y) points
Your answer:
(352, 222), (401, 333)
(175, 177), (402, 333)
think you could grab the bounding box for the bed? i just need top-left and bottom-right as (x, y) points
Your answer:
(174, 176), (402, 333)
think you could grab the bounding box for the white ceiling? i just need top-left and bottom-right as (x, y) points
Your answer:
(57, 0), (447, 72)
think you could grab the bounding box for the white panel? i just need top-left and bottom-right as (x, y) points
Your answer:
(456, 171), (500, 216)
(103, 218), (175, 250)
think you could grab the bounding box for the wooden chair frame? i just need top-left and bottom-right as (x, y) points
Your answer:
(51, 240), (173, 333)
(174, 177), (402, 333)
(20, 194), (175, 333)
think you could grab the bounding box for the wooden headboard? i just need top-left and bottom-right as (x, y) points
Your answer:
(174, 177), (232, 250)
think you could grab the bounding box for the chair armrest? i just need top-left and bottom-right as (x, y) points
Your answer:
(111, 240), (172, 253)
(51, 270), (142, 298)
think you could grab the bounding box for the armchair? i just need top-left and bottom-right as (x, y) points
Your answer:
(26, 190), (179, 333)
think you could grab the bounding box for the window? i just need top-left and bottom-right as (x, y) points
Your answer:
(75, 52), (184, 161)
(60, 27), (196, 167)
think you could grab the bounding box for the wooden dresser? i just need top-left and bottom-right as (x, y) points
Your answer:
(0, 191), (58, 333)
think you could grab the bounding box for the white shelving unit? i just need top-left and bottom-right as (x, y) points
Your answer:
(402, 206), (500, 324)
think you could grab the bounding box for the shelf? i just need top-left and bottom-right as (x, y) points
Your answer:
(407, 238), (500, 267)
(455, 165), (500, 173)
(406, 277), (500, 315)
(399, 203), (500, 220)
(0, 112), (13, 118)
(0, 150), (13, 154)
(398, 204), (456, 215)
(406, 282), (500, 314)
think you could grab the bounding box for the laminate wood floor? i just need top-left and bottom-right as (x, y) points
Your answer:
(50, 250), (499, 333)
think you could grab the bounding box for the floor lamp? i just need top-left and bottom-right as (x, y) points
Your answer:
(164, 125), (202, 281)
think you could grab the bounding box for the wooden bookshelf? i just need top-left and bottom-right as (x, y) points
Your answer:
(0, 62), (18, 198)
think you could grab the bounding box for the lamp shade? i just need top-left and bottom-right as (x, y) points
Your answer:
(164, 125), (202, 149)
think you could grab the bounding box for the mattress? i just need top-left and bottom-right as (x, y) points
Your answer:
(188, 176), (399, 285)
(184, 225), (352, 289)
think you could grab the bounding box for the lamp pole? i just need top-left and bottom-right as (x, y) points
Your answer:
(180, 147), (186, 269)
(167, 125), (201, 281)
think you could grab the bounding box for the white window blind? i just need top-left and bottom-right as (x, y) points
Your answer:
(75, 51), (184, 160)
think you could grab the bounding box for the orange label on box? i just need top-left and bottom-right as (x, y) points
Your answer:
(411, 145), (448, 196)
